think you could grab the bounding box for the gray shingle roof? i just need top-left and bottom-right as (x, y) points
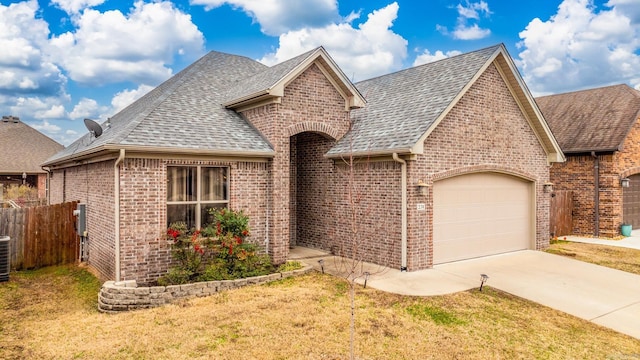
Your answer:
(326, 45), (501, 156)
(536, 84), (640, 153)
(45, 51), (274, 165)
(0, 116), (63, 173)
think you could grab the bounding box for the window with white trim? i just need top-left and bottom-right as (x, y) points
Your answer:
(166, 166), (228, 229)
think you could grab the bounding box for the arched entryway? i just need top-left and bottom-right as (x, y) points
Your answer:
(433, 172), (535, 264)
(289, 131), (336, 249)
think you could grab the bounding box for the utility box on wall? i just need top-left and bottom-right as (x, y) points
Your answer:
(74, 203), (87, 237)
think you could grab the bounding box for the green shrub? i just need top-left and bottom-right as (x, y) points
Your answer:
(159, 209), (273, 285)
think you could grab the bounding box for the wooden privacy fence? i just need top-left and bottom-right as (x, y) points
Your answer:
(0, 201), (79, 270)
(550, 190), (573, 237)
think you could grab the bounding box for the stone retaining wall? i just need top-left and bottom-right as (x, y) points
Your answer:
(98, 265), (313, 312)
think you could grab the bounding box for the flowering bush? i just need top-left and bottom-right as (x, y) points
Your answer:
(158, 209), (273, 286)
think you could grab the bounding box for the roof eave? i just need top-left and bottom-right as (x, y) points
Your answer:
(44, 144), (276, 168)
(223, 90), (272, 109)
(563, 148), (619, 155)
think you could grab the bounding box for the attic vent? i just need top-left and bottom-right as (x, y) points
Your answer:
(1, 115), (19, 123)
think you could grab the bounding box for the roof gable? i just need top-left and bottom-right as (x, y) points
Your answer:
(223, 47), (366, 111)
(0, 116), (63, 173)
(536, 84), (640, 153)
(327, 44), (564, 163)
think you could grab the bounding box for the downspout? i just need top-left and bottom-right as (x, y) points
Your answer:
(591, 152), (600, 237)
(41, 166), (51, 204)
(114, 149), (125, 282)
(392, 153), (408, 271)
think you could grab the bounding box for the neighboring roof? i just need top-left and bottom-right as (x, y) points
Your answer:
(536, 84), (640, 153)
(44, 51), (275, 166)
(326, 44), (564, 163)
(0, 116), (63, 173)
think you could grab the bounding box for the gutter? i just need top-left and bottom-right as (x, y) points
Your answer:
(392, 153), (408, 271)
(114, 149), (125, 283)
(43, 145), (275, 168)
(325, 148), (414, 160)
(591, 151), (600, 237)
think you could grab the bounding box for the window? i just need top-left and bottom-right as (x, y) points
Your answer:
(167, 166), (228, 229)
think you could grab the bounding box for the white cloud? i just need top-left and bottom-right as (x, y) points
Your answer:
(517, 0), (640, 94)
(0, 1), (67, 96)
(31, 120), (62, 134)
(35, 105), (66, 119)
(110, 84), (154, 113)
(49, 1), (205, 85)
(413, 49), (463, 67)
(191, 0), (340, 36)
(69, 98), (108, 120)
(452, 23), (491, 40)
(260, 2), (407, 81)
(438, 1), (492, 40)
(456, 1), (490, 20)
(51, 0), (106, 15)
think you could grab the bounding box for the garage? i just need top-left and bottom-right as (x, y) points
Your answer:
(433, 172), (533, 264)
(623, 174), (640, 229)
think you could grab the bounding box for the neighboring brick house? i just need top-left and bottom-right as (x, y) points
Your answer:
(0, 115), (63, 202)
(43, 44), (563, 284)
(537, 84), (640, 237)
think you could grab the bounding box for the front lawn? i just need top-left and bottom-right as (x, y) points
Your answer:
(1, 265), (638, 359)
(547, 240), (640, 275)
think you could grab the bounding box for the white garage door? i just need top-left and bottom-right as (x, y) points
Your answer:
(433, 172), (533, 264)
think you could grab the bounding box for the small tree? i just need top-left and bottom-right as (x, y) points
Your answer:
(332, 125), (395, 360)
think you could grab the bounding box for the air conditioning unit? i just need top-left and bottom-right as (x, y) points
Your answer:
(0, 236), (10, 282)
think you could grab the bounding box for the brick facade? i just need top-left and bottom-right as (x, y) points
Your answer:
(241, 63), (351, 264)
(50, 161), (116, 280)
(293, 131), (403, 267)
(551, 115), (640, 238)
(51, 158), (270, 284)
(48, 58), (557, 281)
(408, 63), (552, 268)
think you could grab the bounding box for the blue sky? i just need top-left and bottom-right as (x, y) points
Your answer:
(0, 0), (639, 145)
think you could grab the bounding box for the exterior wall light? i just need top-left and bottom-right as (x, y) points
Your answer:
(417, 180), (430, 196)
(543, 182), (554, 193)
(621, 177), (631, 188)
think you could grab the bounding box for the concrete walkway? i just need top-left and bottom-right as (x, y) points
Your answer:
(564, 229), (640, 250)
(289, 247), (640, 340)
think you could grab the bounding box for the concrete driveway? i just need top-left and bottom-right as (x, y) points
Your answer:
(435, 251), (640, 340)
(291, 248), (640, 339)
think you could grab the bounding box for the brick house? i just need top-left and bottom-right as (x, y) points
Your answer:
(43, 44), (563, 284)
(0, 115), (64, 201)
(537, 84), (640, 237)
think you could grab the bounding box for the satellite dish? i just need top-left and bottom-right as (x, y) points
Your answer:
(84, 118), (103, 138)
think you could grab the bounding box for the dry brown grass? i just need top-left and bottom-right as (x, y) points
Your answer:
(547, 240), (640, 275)
(2, 264), (640, 359)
